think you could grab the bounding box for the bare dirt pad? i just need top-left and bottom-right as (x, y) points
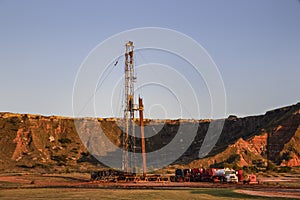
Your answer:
(236, 189), (300, 199)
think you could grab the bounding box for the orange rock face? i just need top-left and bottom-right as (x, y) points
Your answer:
(12, 128), (32, 161)
(0, 103), (300, 173)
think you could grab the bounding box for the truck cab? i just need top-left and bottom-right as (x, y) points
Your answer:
(224, 169), (238, 183)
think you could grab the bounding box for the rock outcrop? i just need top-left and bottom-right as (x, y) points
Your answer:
(0, 103), (299, 172)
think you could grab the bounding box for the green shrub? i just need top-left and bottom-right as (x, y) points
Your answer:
(65, 168), (71, 173)
(266, 161), (277, 172)
(71, 148), (78, 153)
(242, 165), (259, 173)
(51, 155), (67, 162)
(58, 138), (72, 144)
(277, 166), (291, 173)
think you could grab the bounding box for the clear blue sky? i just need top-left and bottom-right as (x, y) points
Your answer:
(0, 0), (299, 119)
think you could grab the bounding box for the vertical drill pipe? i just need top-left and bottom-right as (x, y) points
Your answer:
(139, 97), (147, 177)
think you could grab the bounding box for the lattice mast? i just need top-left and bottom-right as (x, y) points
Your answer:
(122, 41), (136, 173)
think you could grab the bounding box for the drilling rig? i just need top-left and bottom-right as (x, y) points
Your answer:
(90, 42), (147, 182)
(122, 41), (147, 176)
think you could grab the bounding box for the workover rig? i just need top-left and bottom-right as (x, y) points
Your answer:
(122, 41), (147, 176)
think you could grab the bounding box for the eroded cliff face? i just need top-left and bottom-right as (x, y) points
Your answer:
(189, 103), (300, 168)
(0, 114), (84, 172)
(0, 103), (299, 172)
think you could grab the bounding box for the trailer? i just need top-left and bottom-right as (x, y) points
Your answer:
(173, 167), (239, 183)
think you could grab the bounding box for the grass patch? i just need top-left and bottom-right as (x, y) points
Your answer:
(190, 188), (293, 199)
(0, 188), (297, 200)
(191, 188), (260, 199)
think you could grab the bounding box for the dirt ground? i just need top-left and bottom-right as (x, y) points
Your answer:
(0, 173), (300, 199)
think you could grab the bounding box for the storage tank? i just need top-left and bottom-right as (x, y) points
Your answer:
(214, 169), (225, 177)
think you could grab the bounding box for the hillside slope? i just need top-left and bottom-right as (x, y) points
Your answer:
(0, 103), (299, 173)
(189, 103), (300, 168)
